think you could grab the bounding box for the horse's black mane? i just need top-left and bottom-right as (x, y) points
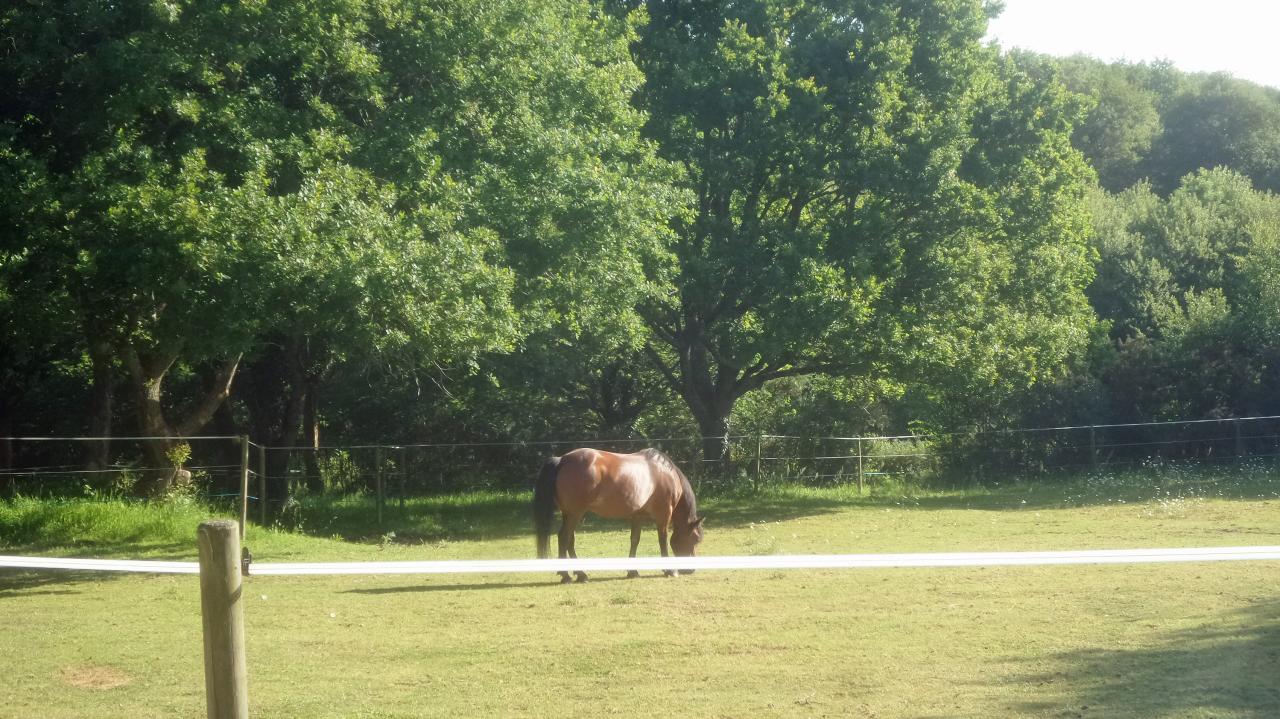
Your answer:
(640, 448), (697, 518)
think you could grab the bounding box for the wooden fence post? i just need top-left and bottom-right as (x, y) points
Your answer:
(198, 520), (249, 719)
(257, 444), (267, 525)
(238, 437), (249, 540)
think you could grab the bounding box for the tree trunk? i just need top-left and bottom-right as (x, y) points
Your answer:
(647, 325), (741, 467)
(689, 396), (735, 468)
(0, 392), (11, 473)
(303, 383), (322, 494)
(83, 339), (115, 470)
(208, 400), (243, 497)
(123, 343), (241, 496)
(125, 346), (179, 492)
(0, 393), (10, 498)
(240, 335), (319, 513)
(266, 380), (307, 511)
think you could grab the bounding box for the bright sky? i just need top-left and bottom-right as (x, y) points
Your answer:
(985, 0), (1280, 90)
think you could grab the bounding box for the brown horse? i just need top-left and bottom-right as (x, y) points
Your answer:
(533, 447), (704, 583)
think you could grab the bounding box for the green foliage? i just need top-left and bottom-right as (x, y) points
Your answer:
(1, 0), (679, 454)
(8, 1), (1280, 463)
(0, 494), (226, 554)
(164, 442), (192, 469)
(730, 374), (901, 439)
(314, 450), (363, 495)
(1055, 56), (1165, 191)
(622, 0), (1096, 451)
(466, 337), (684, 440)
(1087, 168), (1280, 420)
(1151, 74), (1280, 194)
(1053, 56), (1280, 195)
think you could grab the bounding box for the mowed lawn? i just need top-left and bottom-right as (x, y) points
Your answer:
(2, 475), (1279, 718)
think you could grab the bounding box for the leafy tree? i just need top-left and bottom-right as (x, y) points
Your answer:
(616, 0), (1096, 459)
(1055, 56), (1163, 192)
(1091, 168), (1280, 338)
(1149, 75), (1280, 195)
(1088, 168), (1280, 420)
(1051, 56), (1280, 197)
(1, 0), (678, 494)
(1085, 182), (1168, 337)
(472, 332), (679, 441)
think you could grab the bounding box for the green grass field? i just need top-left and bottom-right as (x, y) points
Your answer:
(2, 471), (1279, 718)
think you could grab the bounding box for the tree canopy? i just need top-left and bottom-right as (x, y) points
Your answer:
(5, 0), (1280, 487)
(1, 0), (677, 491)
(616, 0), (1095, 456)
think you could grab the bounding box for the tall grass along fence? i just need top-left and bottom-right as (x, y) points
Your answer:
(0, 435), (266, 537)
(3, 520), (1280, 718)
(6, 416), (1280, 519)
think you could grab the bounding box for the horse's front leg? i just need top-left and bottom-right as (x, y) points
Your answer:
(656, 520), (675, 578)
(626, 521), (643, 579)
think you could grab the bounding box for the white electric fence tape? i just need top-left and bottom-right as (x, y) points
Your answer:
(0, 555), (200, 573)
(2, 546), (1279, 576)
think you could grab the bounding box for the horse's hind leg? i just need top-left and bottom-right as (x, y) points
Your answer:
(559, 512), (588, 583)
(626, 521), (643, 579)
(656, 520), (675, 578)
(557, 514), (576, 584)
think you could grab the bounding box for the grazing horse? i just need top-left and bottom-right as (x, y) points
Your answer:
(533, 447), (704, 583)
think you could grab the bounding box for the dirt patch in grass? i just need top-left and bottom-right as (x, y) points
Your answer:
(58, 664), (132, 690)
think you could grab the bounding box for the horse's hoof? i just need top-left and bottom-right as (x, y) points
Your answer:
(574, 573), (589, 583)
(626, 570), (640, 579)
(663, 569), (676, 578)
(559, 574), (573, 584)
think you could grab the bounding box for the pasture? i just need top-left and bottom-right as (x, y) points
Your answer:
(2, 472), (1279, 718)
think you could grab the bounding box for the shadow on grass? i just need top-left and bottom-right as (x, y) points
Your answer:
(0, 568), (132, 595)
(343, 573), (666, 594)
(291, 492), (532, 544)
(1003, 599), (1280, 717)
(292, 491), (857, 546)
(283, 469), (1280, 546)
(699, 492), (854, 527)
(0, 539), (194, 560)
(0, 533), (196, 596)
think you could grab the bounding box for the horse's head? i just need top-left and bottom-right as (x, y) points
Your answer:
(670, 516), (704, 574)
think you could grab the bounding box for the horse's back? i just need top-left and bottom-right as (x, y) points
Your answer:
(555, 448), (668, 519)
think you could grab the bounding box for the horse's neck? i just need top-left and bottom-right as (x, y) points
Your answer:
(644, 448), (697, 520)
(673, 485), (696, 522)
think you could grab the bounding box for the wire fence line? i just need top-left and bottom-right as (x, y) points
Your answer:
(4, 415), (1280, 510)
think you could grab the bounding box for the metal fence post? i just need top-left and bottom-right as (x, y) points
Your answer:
(1089, 426), (1098, 471)
(238, 437), (249, 540)
(198, 520), (249, 719)
(857, 437), (865, 494)
(257, 444), (267, 525)
(375, 446), (384, 526)
(399, 446), (407, 514)
(754, 434), (762, 489)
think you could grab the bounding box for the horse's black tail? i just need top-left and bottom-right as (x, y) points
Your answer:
(533, 456), (561, 559)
